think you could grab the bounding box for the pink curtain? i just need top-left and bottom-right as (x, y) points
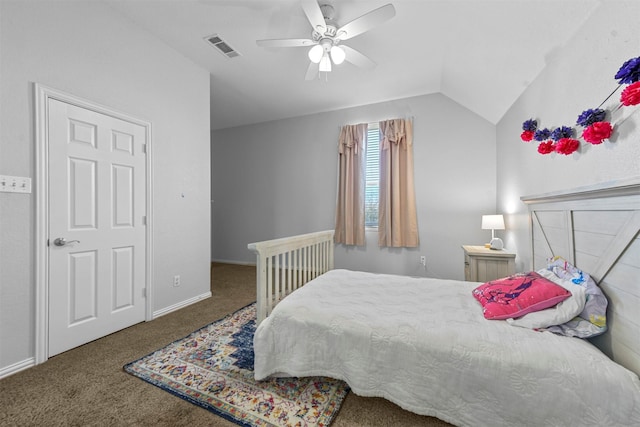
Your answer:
(334, 123), (367, 246)
(378, 118), (419, 247)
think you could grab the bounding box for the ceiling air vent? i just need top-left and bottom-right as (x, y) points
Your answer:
(205, 34), (240, 59)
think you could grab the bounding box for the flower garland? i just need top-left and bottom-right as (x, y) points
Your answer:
(520, 55), (640, 156)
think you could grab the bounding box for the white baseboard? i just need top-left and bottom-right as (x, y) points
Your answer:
(152, 291), (212, 319)
(0, 357), (35, 379)
(1, 293), (213, 378)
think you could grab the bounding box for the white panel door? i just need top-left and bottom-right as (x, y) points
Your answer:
(48, 99), (146, 356)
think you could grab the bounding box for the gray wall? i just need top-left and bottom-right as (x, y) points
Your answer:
(0, 1), (211, 371)
(212, 93), (497, 279)
(496, 1), (640, 273)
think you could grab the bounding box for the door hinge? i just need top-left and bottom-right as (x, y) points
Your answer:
(142, 143), (147, 154)
(142, 215), (147, 225)
(142, 288), (146, 298)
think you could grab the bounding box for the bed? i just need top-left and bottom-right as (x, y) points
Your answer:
(247, 178), (640, 427)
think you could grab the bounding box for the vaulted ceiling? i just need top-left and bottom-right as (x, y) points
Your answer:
(105, 0), (599, 130)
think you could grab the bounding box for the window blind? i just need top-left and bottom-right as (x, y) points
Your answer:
(365, 123), (380, 227)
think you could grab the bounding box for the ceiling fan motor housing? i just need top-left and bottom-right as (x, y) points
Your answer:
(313, 4), (338, 40)
(320, 4), (336, 21)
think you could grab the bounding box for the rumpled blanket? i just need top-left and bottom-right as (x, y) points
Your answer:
(544, 257), (608, 338)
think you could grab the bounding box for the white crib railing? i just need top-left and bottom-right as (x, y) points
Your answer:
(248, 230), (335, 324)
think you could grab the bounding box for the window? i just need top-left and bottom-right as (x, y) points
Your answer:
(365, 122), (380, 228)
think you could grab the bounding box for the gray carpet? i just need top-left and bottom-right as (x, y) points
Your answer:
(0, 263), (452, 427)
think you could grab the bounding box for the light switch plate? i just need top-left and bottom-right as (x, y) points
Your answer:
(0, 175), (32, 193)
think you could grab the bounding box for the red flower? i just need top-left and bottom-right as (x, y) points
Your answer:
(620, 81), (640, 106)
(582, 121), (613, 145)
(537, 141), (555, 154)
(521, 130), (535, 141)
(555, 138), (580, 155)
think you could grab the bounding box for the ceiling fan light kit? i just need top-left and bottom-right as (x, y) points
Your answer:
(330, 45), (345, 65)
(308, 44), (324, 63)
(257, 0), (396, 80)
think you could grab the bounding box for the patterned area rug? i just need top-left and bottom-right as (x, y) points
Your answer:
(124, 303), (349, 427)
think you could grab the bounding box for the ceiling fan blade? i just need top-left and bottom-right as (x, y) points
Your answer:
(301, 0), (327, 33)
(341, 45), (376, 70)
(305, 61), (320, 80)
(256, 38), (316, 48)
(335, 4), (395, 41)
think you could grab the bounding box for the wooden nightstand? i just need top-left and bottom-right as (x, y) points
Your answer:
(462, 245), (516, 282)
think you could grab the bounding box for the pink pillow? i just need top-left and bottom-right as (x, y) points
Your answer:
(472, 272), (571, 320)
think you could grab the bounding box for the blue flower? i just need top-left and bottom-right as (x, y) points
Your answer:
(550, 126), (574, 141)
(522, 119), (537, 132)
(576, 108), (606, 127)
(614, 56), (640, 84)
(533, 128), (551, 141)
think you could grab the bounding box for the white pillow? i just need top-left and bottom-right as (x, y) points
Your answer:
(506, 269), (586, 330)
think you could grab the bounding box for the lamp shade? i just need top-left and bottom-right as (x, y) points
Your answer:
(308, 45), (323, 63)
(330, 46), (345, 64)
(481, 215), (505, 230)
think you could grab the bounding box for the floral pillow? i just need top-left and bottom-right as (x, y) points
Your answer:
(472, 271), (571, 320)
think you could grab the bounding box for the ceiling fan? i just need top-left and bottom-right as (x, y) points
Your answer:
(256, 0), (395, 80)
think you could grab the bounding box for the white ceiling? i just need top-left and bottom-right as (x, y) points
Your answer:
(104, 0), (600, 130)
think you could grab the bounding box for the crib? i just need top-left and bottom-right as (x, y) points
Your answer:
(248, 230), (334, 324)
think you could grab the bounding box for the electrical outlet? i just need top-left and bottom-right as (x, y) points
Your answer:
(420, 256), (426, 266)
(173, 275), (180, 287)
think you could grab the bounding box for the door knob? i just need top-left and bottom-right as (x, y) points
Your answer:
(53, 237), (80, 246)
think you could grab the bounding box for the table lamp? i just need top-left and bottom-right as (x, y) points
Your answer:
(482, 214), (505, 250)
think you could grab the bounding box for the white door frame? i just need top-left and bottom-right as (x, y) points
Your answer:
(34, 83), (154, 364)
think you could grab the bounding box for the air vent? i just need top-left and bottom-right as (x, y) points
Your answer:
(205, 34), (240, 59)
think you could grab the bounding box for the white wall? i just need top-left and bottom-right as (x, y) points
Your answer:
(212, 93), (497, 279)
(496, 1), (640, 272)
(0, 1), (211, 372)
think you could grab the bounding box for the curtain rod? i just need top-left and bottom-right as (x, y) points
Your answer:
(339, 116), (414, 129)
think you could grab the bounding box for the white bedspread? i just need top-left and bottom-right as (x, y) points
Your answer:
(253, 269), (640, 427)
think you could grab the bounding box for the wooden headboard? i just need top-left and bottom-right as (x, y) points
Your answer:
(521, 177), (640, 376)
